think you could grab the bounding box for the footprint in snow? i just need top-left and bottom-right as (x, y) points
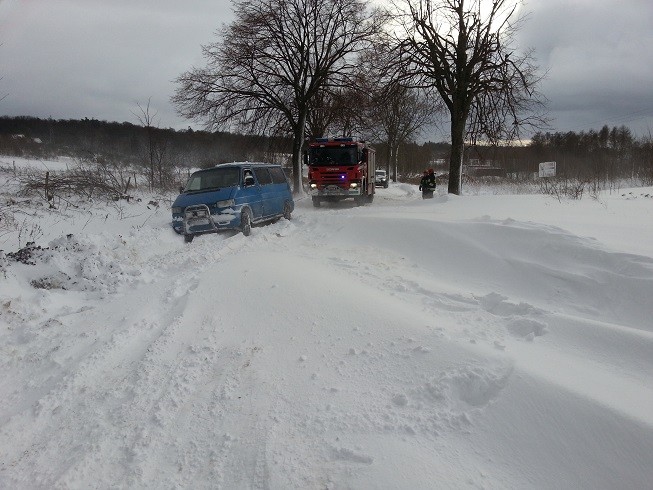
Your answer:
(476, 292), (539, 317)
(505, 318), (548, 340)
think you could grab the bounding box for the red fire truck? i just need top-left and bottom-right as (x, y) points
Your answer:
(304, 137), (376, 207)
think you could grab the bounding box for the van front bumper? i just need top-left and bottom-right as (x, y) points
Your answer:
(172, 204), (238, 235)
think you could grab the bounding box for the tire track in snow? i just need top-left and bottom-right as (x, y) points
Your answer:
(0, 227), (265, 487)
(50, 227), (290, 487)
(213, 348), (273, 490)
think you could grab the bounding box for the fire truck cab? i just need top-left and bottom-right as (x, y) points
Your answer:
(304, 137), (375, 208)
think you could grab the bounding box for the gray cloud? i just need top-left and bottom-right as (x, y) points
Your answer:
(516, 0), (653, 135)
(2, 0), (652, 137)
(1, 0), (233, 129)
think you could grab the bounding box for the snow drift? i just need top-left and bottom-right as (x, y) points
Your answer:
(1, 157), (652, 489)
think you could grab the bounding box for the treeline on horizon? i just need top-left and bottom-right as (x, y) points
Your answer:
(0, 116), (291, 170)
(1, 116), (651, 188)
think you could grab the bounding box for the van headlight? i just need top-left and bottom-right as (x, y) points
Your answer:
(216, 199), (235, 208)
(172, 207), (183, 214)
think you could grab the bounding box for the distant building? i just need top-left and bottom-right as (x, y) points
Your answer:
(463, 163), (505, 177)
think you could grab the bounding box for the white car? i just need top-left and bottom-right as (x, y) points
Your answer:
(374, 169), (388, 188)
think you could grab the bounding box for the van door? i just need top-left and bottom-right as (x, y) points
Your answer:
(253, 167), (279, 217)
(269, 166), (289, 214)
(240, 168), (264, 219)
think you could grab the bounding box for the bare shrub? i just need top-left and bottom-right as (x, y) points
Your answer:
(0, 206), (16, 241)
(6, 242), (46, 265)
(539, 178), (587, 201)
(17, 162), (129, 205)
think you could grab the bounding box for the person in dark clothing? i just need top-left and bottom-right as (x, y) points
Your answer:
(419, 169), (436, 199)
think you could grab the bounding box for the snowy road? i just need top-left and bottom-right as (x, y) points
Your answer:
(2, 181), (653, 489)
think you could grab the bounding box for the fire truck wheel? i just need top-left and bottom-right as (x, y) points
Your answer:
(283, 201), (293, 219)
(355, 194), (365, 206)
(312, 197), (321, 208)
(240, 208), (252, 236)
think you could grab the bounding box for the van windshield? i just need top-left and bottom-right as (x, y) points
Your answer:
(185, 167), (240, 192)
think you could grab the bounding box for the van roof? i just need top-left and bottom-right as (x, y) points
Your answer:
(188, 162), (284, 175)
(214, 162), (283, 168)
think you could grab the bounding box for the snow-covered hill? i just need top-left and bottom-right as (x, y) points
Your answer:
(1, 157), (652, 489)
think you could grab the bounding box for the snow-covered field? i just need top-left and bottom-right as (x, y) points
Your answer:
(1, 157), (652, 489)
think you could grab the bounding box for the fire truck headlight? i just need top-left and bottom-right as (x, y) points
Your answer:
(310, 183), (317, 189)
(349, 183), (358, 189)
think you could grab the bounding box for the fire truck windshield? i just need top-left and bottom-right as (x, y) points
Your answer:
(309, 147), (358, 166)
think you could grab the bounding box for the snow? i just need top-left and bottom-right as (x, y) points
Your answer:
(1, 156), (653, 489)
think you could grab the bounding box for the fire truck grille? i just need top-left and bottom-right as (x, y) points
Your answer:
(321, 174), (346, 184)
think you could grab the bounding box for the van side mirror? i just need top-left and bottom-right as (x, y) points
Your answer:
(179, 186), (184, 193)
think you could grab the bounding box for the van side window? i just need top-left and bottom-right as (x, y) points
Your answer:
(269, 167), (288, 184)
(254, 167), (272, 185)
(243, 169), (255, 186)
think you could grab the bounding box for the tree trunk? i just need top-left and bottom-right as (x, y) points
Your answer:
(393, 144), (400, 181)
(448, 114), (466, 195)
(291, 113), (306, 196)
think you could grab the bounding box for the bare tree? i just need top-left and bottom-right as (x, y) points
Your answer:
(1, 44), (8, 103)
(306, 88), (340, 139)
(357, 43), (438, 180)
(133, 98), (169, 190)
(644, 130), (653, 186)
(306, 41), (438, 180)
(373, 83), (436, 181)
(306, 85), (368, 139)
(173, 0), (384, 195)
(395, 0), (546, 194)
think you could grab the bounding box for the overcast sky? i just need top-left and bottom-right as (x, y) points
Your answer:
(1, 0), (652, 140)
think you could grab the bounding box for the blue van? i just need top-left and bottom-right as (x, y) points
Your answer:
(171, 163), (294, 242)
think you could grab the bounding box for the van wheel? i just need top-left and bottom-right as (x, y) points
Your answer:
(241, 208), (252, 236)
(283, 201), (292, 220)
(184, 234), (194, 243)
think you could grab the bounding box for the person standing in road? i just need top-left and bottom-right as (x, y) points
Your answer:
(419, 170), (429, 198)
(419, 169), (436, 199)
